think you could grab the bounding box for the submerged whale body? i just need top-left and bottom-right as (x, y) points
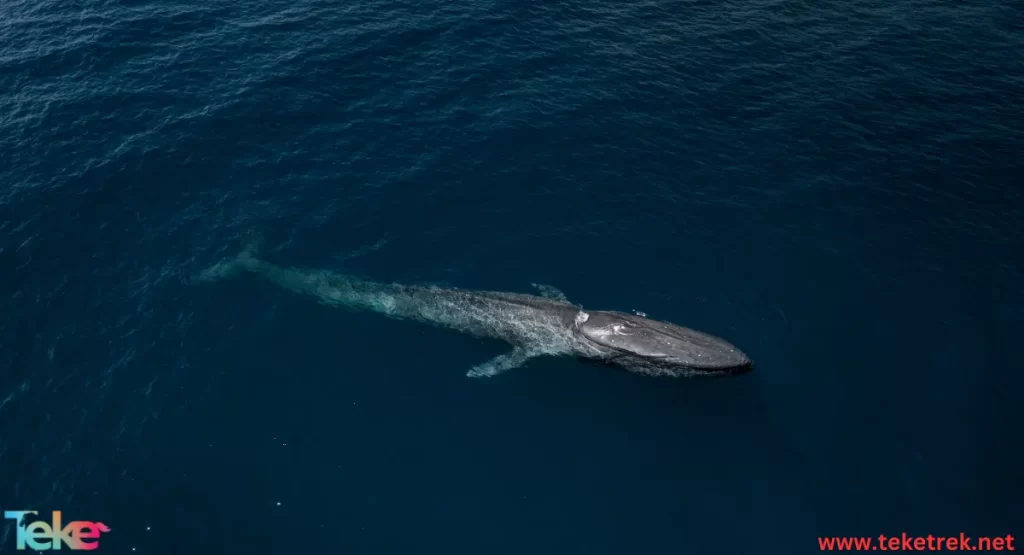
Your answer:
(194, 244), (753, 378)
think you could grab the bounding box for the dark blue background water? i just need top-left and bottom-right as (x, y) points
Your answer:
(2, 0), (1021, 552)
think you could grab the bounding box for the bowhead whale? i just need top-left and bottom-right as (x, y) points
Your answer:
(194, 244), (753, 378)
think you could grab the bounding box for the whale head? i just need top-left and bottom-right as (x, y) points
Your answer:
(575, 311), (753, 377)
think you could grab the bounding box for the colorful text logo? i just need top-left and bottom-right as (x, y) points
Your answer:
(4, 511), (110, 551)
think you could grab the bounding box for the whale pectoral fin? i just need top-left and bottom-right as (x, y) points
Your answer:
(530, 283), (569, 302)
(466, 347), (536, 378)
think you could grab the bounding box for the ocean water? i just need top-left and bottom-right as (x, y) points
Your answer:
(1, 0), (1022, 552)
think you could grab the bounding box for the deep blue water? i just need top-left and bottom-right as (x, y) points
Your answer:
(2, 0), (1022, 552)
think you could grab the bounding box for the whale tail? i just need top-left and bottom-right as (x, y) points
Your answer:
(192, 233), (262, 283)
